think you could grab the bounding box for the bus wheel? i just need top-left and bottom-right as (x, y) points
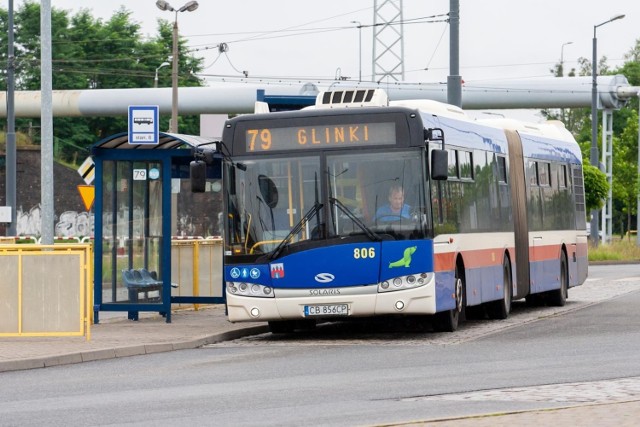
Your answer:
(433, 267), (465, 332)
(547, 251), (568, 306)
(486, 257), (512, 319)
(268, 320), (296, 334)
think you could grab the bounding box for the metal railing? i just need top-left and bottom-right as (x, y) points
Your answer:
(0, 243), (92, 340)
(171, 237), (223, 308)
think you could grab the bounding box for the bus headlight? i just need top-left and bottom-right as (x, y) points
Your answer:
(226, 282), (274, 298)
(377, 272), (433, 293)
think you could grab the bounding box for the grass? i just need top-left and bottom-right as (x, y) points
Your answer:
(589, 237), (640, 262)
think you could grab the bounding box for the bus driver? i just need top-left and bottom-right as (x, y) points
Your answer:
(374, 185), (411, 222)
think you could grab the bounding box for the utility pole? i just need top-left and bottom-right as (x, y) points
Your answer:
(5, 0), (17, 236)
(447, 0), (462, 107)
(41, 0), (54, 244)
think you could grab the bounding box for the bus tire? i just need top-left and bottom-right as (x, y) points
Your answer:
(486, 256), (512, 320)
(268, 320), (296, 334)
(433, 266), (465, 332)
(547, 251), (568, 306)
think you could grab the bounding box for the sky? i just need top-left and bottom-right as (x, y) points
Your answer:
(3, 0), (640, 120)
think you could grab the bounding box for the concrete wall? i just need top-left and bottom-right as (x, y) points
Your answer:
(0, 146), (90, 237)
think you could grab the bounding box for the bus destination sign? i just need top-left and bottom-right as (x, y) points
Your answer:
(245, 122), (396, 152)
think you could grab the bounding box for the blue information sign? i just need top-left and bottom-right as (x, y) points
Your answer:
(128, 105), (159, 144)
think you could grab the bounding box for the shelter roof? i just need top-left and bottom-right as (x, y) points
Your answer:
(91, 132), (219, 151)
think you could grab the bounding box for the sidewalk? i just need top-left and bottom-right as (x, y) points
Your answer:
(417, 400), (640, 426)
(0, 305), (268, 373)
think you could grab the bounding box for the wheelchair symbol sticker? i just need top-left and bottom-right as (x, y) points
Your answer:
(230, 268), (241, 279)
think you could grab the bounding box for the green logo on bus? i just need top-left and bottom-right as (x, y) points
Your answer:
(389, 246), (417, 268)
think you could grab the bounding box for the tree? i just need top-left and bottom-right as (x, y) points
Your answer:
(543, 39), (640, 237)
(583, 164), (609, 212)
(612, 111), (640, 235)
(0, 1), (205, 156)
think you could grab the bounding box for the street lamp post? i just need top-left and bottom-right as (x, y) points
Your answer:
(559, 41), (572, 77)
(558, 41), (572, 123)
(156, 0), (199, 133)
(350, 21), (362, 82)
(154, 61), (170, 88)
(590, 14), (625, 246)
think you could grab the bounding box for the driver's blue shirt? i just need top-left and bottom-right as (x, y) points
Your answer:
(374, 204), (411, 222)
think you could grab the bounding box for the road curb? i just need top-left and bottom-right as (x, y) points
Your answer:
(0, 325), (270, 373)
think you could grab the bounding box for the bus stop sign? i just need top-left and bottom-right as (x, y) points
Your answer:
(128, 105), (159, 144)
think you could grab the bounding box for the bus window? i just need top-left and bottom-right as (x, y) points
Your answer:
(497, 155), (507, 183)
(538, 162), (551, 187)
(326, 150), (429, 239)
(558, 164), (567, 188)
(529, 161), (539, 186)
(459, 150), (473, 180)
(224, 156), (321, 256)
(448, 150), (458, 179)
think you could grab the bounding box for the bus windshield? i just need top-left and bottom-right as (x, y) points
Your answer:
(224, 149), (430, 260)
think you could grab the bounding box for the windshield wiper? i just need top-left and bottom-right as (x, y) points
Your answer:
(269, 202), (323, 260)
(329, 197), (381, 242)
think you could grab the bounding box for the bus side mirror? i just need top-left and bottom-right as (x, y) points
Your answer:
(425, 128), (444, 145)
(425, 128), (447, 180)
(431, 149), (448, 181)
(190, 161), (207, 193)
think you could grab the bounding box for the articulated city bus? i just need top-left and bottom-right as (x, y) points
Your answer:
(192, 89), (588, 333)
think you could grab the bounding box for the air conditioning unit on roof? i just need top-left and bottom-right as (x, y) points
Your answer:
(315, 89), (389, 108)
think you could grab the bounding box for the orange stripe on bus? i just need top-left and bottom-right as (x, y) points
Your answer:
(529, 244), (561, 262)
(435, 247), (514, 272)
(437, 244), (570, 271)
(435, 252), (455, 272)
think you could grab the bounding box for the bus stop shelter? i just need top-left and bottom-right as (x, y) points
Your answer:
(91, 132), (224, 323)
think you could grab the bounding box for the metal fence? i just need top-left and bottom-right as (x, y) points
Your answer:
(171, 237), (223, 307)
(0, 243), (92, 339)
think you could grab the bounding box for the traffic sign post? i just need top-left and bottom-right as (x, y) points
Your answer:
(128, 105), (159, 144)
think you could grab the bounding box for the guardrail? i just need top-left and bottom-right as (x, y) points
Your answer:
(0, 243), (92, 340)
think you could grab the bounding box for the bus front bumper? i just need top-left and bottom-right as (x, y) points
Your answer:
(226, 279), (436, 322)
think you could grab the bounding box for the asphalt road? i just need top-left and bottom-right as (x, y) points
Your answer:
(1, 264), (639, 426)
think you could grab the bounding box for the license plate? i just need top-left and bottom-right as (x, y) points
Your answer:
(304, 304), (349, 317)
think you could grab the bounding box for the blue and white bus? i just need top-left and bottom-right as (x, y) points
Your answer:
(193, 89), (588, 333)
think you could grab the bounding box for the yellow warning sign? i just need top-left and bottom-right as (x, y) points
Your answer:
(77, 185), (95, 211)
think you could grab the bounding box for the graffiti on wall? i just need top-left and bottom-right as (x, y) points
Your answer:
(16, 204), (96, 237)
(14, 204), (219, 238)
(16, 206), (42, 236)
(55, 211), (95, 237)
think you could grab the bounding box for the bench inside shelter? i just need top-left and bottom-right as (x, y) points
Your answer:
(122, 268), (163, 302)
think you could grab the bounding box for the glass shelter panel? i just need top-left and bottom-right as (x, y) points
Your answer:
(101, 160), (163, 304)
(171, 158), (223, 238)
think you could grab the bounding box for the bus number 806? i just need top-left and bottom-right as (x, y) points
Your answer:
(354, 247), (375, 259)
